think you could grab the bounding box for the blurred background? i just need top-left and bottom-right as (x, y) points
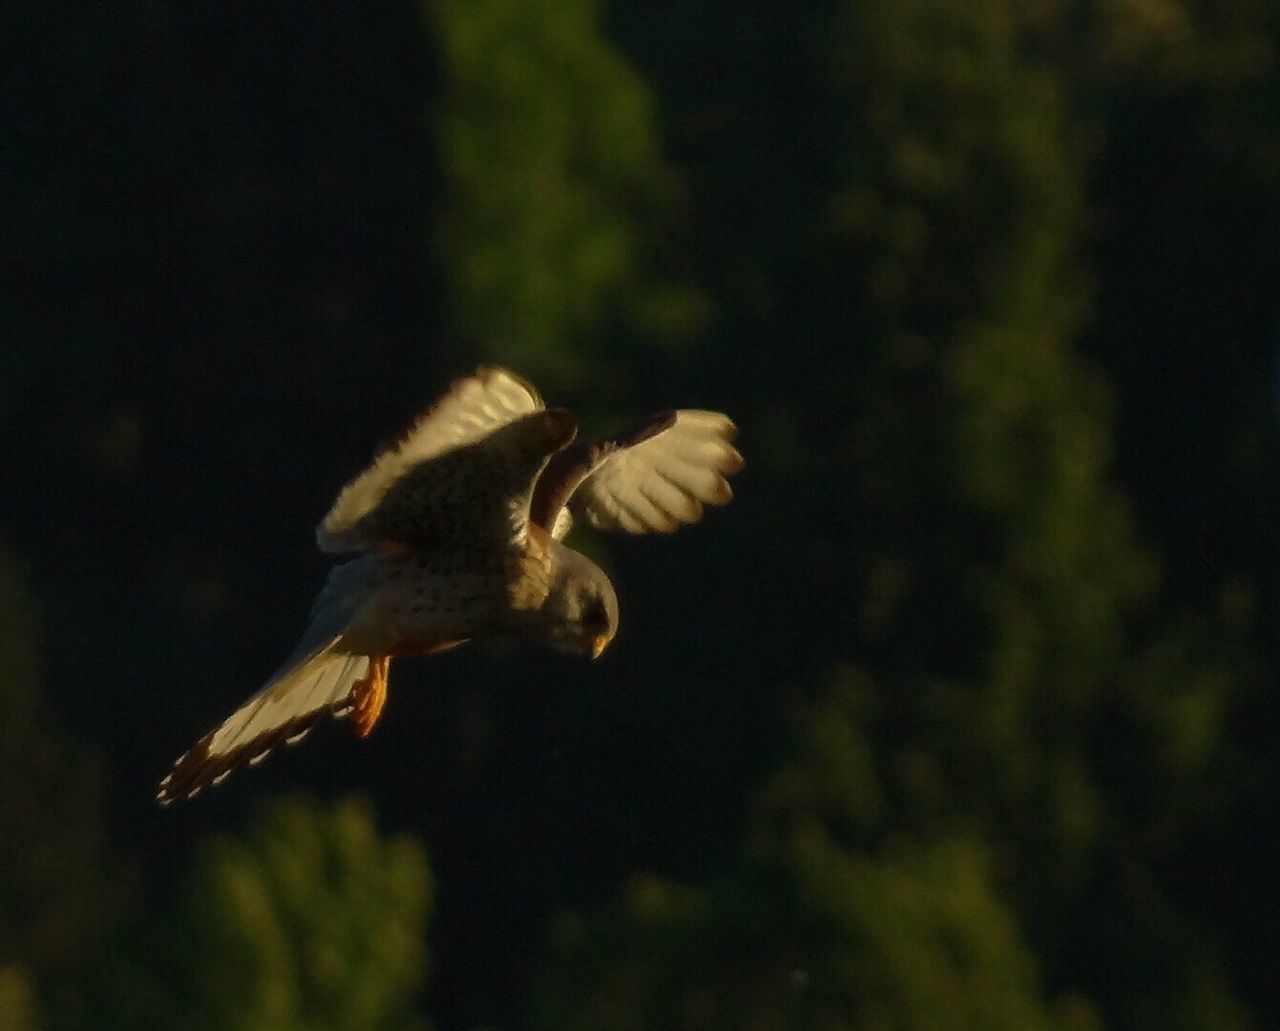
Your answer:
(4, 1), (1279, 1028)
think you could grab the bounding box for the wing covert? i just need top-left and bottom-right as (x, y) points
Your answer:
(318, 367), (543, 552)
(323, 409), (577, 553)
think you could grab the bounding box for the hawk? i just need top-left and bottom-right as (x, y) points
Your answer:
(157, 367), (742, 805)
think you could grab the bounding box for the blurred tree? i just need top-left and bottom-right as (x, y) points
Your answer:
(533, 835), (1087, 1031)
(755, 658), (1258, 1031)
(538, 0), (1267, 1025)
(1027, 1), (1280, 1018)
(111, 797), (432, 1031)
(806, 1), (1261, 1022)
(430, 0), (704, 387)
(0, 544), (115, 1028)
(3, 0), (1276, 1026)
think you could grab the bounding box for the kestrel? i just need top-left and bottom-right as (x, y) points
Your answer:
(157, 367), (742, 805)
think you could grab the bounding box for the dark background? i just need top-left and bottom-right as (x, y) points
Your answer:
(3, 1), (1278, 1028)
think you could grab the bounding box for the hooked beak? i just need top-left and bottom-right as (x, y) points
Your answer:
(590, 634), (610, 660)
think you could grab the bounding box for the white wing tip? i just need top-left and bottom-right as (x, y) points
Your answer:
(473, 365), (543, 404)
(673, 410), (744, 476)
(675, 410), (738, 437)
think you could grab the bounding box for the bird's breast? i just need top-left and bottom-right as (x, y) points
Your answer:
(342, 551), (514, 655)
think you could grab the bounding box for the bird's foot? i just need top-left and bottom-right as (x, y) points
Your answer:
(351, 655), (390, 738)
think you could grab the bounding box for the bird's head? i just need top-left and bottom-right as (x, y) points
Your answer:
(538, 542), (619, 660)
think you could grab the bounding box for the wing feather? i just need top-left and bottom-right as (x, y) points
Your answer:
(318, 367), (544, 553)
(540, 410), (742, 537)
(641, 475), (705, 525)
(323, 409), (576, 553)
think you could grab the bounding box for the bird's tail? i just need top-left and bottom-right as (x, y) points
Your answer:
(157, 640), (372, 806)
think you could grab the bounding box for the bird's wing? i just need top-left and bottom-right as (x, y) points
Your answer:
(157, 559), (378, 805)
(318, 368), (574, 553)
(531, 410), (743, 538)
(318, 366), (547, 553)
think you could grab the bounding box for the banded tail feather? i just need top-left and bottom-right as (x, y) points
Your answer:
(157, 643), (373, 806)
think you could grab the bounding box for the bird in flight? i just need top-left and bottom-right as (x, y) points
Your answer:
(157, 367), (742, 804)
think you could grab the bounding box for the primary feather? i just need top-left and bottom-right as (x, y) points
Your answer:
(567, 410), (743, 535)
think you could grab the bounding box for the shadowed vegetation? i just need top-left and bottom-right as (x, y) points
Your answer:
(3, 0), (1277, 1026)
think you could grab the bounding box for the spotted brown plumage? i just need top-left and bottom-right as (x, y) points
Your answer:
(156, 367), (743, 805)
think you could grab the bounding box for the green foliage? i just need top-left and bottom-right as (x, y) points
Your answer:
(533, 837), (1086, 1031)
(752, 641), (1257, 1024)
(3, 0), (1278, 1026)
(796, 0), (1156, 854)
(530, 0), (1266, 1024)
(431, 0), (686, 384)
(125, 797), (432, 1031)
(826, 0), (1080, 326)
(0, 546), (113, 1025)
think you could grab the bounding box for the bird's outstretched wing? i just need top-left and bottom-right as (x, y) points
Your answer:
(318, 368), (574, 553)
(532, 410), (743, 538)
